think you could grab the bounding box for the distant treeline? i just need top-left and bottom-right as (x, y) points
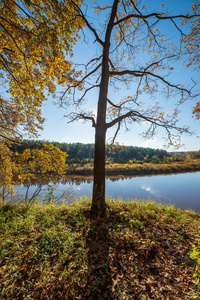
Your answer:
(9, 140), (200, 164)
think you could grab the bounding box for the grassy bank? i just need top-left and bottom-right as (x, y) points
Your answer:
(67, 159), (200, 176)
(1, 199), (200, 299)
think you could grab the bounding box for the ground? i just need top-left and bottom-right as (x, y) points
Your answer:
(0, 199), (200, 299)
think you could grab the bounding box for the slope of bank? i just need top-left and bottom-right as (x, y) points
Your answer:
(0, 199), (200, 299)
(67, 159), (200, 176)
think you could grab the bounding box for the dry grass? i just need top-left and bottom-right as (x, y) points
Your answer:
(69, 159), (200, 176)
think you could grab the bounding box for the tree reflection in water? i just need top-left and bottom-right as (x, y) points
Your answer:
(11, 175), (86, 204)
(5, 172), (200, 213)
(10, 174), (133, 205)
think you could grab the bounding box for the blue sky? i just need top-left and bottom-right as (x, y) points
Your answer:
(36, 0), (200, 152)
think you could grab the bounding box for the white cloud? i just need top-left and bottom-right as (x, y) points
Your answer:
(141, 186), (151, 192)
(141, 185), (161, 198)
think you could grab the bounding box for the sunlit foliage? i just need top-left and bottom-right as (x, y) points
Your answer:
(0, 0), (83, 141)
(0, 143), (15, 204)
(0, 142), (67, 203)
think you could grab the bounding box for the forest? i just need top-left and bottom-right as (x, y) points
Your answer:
(9, 139), (200, 165)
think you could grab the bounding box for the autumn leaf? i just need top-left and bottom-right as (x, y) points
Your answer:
(0, 0), (84, 141)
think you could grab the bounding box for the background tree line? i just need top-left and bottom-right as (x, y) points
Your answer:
(9, 140), (200, 164)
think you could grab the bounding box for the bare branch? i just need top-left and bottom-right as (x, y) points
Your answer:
(110, 121), (121, 145)
(28, 185), (42, 204)
(106, 110), (190, 136)
(109, 69), (191, 95)
(60, 63), (102, 102)
(143, 55), (176, 71)
(86, 55), (103, 68)
(108, 58), (116, 71)
(78, 85), (100, 103)
(114, 12), (200, 27)
(107, 98), (121, 108)
(170, 19), (186, 37)
(67, 113), (96, 128)
(70, 0), (104, 46)
(121, 0), (128, 15)
(130, 0), (162, 47)
(106, 111), (137, 129)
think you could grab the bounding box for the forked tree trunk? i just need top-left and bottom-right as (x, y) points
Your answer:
(91, 0), (119, 216)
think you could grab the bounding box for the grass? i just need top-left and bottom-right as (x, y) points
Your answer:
(68, 159), (200, 175)
(1, 198), (200, 299)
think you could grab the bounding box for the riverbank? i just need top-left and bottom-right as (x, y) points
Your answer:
(1, 199), (200, 299)
(67, 158), (200, 176)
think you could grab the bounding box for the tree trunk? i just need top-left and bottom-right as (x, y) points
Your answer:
(91, 0), (119, 216)
(91, 70), (108, 216)
(92, 124), (106, 215)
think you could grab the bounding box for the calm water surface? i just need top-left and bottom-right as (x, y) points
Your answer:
(69, 172), (200, 213)
(14, 172), (200, 213)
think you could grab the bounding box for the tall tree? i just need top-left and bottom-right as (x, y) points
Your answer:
(60, 0), (199, 215)
(0, 0), (83, 141)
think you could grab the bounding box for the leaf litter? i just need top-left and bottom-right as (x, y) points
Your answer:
(0, 199), (200, 299)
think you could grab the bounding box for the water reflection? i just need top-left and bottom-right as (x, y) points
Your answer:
(61, 176), (93, 185)
(106, 172), (200, 213)
(141, 186), (162, 198)
(8, 172), (200, 213)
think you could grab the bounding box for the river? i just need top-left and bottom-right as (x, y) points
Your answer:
(11, 171), (200, 213)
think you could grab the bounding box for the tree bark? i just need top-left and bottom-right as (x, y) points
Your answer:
(91, 0), (119, 216)
(92, 121), (106, 215)
(91, 55), (109, 215)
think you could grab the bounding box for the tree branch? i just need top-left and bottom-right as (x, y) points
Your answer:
(60, 63), (102, 102)
(107, 98), (121, 108)
(70, 0), (104, 46)
(106, 110), (190, 137)
(110, 120), (121, 144)
(67, 113), (96, 128)
(106, 111), (136, 129)
(114, 12), (200, 27)
(130, 0), (162, 47)
(78, 85), (100, 103)
(109, 69), (191, 95)
(0, 55), (21, 85)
